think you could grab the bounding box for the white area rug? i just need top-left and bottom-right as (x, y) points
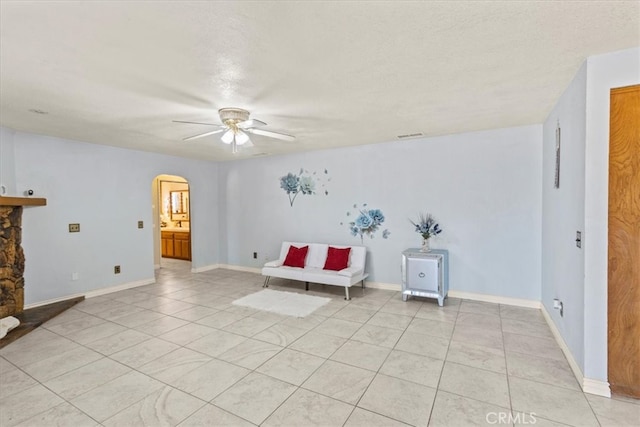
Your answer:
(232, 289), (331, 317)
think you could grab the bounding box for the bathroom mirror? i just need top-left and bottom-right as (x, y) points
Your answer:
(170, 190), (189, 220)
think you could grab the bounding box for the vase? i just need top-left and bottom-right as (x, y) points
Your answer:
(420, 238), (431, 252)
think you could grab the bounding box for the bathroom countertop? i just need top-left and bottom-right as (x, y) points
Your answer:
(160, 227), (190, 233)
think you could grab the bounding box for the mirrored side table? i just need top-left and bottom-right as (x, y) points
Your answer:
(401, 248), (449, 306)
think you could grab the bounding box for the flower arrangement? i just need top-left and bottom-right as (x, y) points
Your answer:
(279, 168), (329, 206)
(342, 203), (390, 242)
(410, 213), (442, 240)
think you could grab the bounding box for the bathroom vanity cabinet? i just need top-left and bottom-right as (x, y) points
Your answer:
(161, 230), (191, 261)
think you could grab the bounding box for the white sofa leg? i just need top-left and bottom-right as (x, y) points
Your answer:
(344, 287), (350, 301)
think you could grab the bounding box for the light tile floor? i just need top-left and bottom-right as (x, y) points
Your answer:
(1, 259), (639, 426)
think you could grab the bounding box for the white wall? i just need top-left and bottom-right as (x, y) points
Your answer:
(541, 46), (640, 390)
(220, 125), (542, 300)
(541, 61), (587, 370)
(9, 129), (219, 305)
(0, 127), (17, 195)
(583, 47), (640, 383)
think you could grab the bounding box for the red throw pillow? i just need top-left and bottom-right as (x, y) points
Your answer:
(323, 246), (351, 271)
(283, 245), (309, 268)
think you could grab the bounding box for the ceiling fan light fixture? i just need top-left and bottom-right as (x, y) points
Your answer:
(175, 107), (294, 152)
(235, 130), (250, 145)
(218, 108), (250, 124)
(221, 129), (234, 144)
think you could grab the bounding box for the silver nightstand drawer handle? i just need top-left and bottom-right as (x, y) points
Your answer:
(418, 272), (425, 278)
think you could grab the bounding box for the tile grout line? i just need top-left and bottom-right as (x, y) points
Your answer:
(426, 300), (460, 426)
(499, 304), (517, 422)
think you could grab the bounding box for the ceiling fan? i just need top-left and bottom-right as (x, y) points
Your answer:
(174, 108), (295, 153)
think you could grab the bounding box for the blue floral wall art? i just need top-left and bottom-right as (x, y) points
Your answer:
(341, 203), (390, 242)
(280, 168), (330, 207)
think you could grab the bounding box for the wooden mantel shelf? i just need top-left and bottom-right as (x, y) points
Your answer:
(0, 196), (47, 207)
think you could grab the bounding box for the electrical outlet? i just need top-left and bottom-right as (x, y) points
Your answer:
(138, 221), (144, 229)
(559, 301), (564, 317)
(553, 298), (564, 317)
(72, 272), (78, 281)
(114, 265), (121, 274)
(69, 223), (80, 232)
(253, 252), (257, 259)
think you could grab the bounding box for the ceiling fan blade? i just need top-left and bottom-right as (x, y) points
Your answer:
(183, 129), (225, 141)
(173, 120), (224, 127)
(238, 119), (267, 129)
(247, 128), (295, 141)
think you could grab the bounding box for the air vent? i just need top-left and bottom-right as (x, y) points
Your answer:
(396, 132), (424, 139)
(252, 153), (269, 157)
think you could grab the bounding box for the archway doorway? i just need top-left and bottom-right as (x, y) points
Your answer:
(152, 175), (192, 270)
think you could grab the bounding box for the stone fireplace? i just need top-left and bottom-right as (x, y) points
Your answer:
(0, 197), (46, 318)
(0, 206), (24, 318)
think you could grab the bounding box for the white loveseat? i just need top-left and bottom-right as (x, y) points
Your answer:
(261, 242), (368, 300)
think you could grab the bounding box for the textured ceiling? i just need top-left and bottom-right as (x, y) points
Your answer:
(0, 1), (638, 161)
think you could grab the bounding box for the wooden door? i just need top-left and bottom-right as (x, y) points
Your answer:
(608, 84), (640, 398)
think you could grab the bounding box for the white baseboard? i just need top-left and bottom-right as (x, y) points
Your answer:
(541, 305), (584, 387)
(191, 264), (219, 273)
(365, 285), (543, 309)
(448, 290), (541, 309)
(365, 281), (401, 291)
(202, 268), (543, 310)
(24, 277), (156, 308)
(215, 267), (401, 289)
(217, 264), (262, 274)
(24, 292), (86, 309)
(583, 378), (612, 398)
(540, 305), (611, 398)
(84, 278), (156, 299)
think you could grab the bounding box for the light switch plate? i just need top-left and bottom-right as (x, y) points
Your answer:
(576, 231), (582, 248)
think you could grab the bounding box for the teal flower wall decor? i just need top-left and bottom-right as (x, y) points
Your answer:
(279, 168), (330, 206)
(341, 203), (390, 242)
